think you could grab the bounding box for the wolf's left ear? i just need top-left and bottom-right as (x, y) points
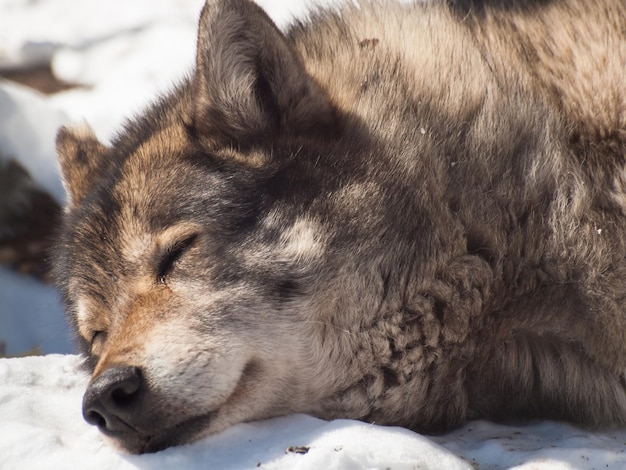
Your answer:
(56, 125), (109, 210)
(189, 0), (336, 142)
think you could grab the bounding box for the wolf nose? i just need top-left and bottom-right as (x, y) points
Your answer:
(82, 365), (142, 434)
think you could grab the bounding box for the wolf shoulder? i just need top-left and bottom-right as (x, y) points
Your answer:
(290, 0), (625, 158)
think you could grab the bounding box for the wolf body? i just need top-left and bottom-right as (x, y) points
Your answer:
(55, 0), (626, 454)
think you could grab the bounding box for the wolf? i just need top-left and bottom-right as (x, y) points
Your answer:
(54, 0), (626, 454)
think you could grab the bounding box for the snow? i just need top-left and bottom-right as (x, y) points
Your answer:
(0, 356), (470, 470)
(1, 0), (626, 468)
(0, 80), (67, 202)
(3, 355), (626, 470)
(0, 267), (71, 356)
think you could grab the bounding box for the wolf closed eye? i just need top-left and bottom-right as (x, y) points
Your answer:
(90, 331), (107, 356)
(156, 234), (198, 285)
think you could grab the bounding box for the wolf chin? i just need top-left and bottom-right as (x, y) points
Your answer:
(55, 0), (626, 454)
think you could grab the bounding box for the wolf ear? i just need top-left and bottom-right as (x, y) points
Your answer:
(56, 125), (108, 209)
(189, 0), (336, 142)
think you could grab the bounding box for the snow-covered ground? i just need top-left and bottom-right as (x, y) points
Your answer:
(2, 0), (626, 468)
(3, 354), (626, 469)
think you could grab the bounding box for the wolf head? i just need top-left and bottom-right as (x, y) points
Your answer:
(55, 0), (390, 454)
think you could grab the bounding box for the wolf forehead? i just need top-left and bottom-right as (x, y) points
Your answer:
(55, 120), (337, 295)
(58, 123), (335, 247)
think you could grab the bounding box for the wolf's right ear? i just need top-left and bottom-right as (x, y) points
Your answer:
(188, 0), (336, 143)
(56, 125), (109, 210)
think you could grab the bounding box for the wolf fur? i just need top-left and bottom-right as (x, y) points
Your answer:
(55, 0), (626, 454)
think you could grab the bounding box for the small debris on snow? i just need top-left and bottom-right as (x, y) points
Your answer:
(286, 445), (310, 455)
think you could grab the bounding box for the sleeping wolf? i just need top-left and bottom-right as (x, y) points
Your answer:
(55, 0), (626, 454)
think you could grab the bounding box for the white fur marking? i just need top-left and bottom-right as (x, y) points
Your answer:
(280, 218), (326, 261)
(76, 298), (89, 324)
(121, 231), (152, 265)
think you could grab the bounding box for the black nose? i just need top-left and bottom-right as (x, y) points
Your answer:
(82, 365), (143, 435)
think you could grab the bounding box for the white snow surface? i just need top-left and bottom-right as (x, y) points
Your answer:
(2, 0), (626, 468)
(2, 355), (626, 469)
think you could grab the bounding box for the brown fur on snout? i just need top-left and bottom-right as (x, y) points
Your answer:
(90, 289), (170, 378)
(55, 0), (626, 454)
